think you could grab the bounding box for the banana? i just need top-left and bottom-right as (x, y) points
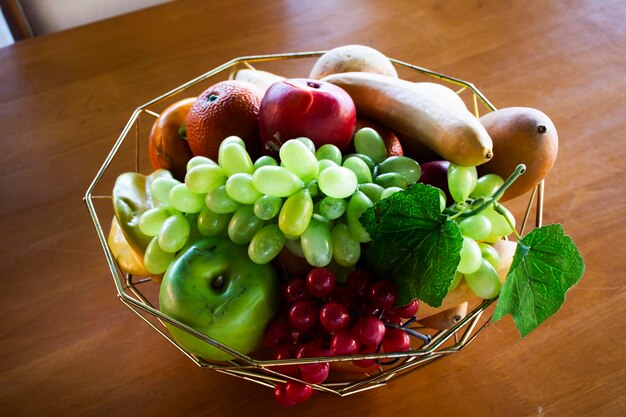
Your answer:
(322, 72), (493, 166)
(233, 69), (285, 93)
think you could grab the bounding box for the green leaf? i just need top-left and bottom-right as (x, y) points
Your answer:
(493, 224), (585, 337)
(361, 184), (463, 307)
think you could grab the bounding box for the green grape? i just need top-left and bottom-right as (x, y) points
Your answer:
(306, 180), (319, 198)
(301, 218), (333, 267)
(359, 182), (385, 203)
(447, 163), (477, 203)
(482, 204), (515, 237)
(331, 223), (361, 267)
(205, 185), (242, 214)
(197, 206), (230, 237)
(479, 242), (500, 269)
(354, 127), (387, 163)
(343, 153), (375, 171)
(470, 174), (505, 200)
(219, 135), (246, 149)
(319, 196), (348, 220)
(458, 214), (492, 241)
(253, 155), (278, 171)
(182, 213), (203, 251)
(318, 159), (338, 173)
(225, 173), (263, 205)
(252, 166), (304, 197)
(187, 156), (217, 171)
(253, 195), (282, 220)
(318, 166), (358, 199)
(144, 236), (175, 274)
(449, 271), (463, 291)
(158, 213), (191, 253)
(279, 139), (319, 182)
(438, 189), (447, 212)
(343, 156), (373, 184)
(457, 236), (482, 274)
(218, 142), (254, 176)
(248, 224), (286, 264)
(227, 205), (264, 245)
(315, 144), (342, 164)
(465, 259), (501, 299)
(378, 156), (421, 184)
(278, 189), (313, 236)
(284, 238), (305, 257)
(347, 191), (373, 243)
(374, 172), (407, 189)
(151, 177), (180, 205)
(139, 206), (174, 236)
(168, 183), (205, 213)
(381, 186), (404, 199)
(295, 137), (316, 153)
(185, 163), (226, 194)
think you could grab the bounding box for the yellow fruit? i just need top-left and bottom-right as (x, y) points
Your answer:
(478, 107), (558, 201)
(107, 216), (151, 277)
(309, 44), (398, 79)
(323, 72), (493, 166)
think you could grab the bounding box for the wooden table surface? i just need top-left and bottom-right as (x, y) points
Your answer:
(1, 0), (625, 415)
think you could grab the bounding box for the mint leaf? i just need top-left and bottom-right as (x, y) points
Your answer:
(493, 224), (585, 337)
(361, 184), (462, 307)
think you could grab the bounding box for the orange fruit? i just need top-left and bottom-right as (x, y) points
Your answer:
(148, 97), (196, 181)
(186, 80), (263, 161)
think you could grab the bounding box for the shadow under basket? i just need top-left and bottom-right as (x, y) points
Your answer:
(84, 51), (545, 397)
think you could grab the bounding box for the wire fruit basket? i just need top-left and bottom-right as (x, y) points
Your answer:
(84, 51), (544, 397)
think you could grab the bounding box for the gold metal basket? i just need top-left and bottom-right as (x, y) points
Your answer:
(84, 51), (544, 397)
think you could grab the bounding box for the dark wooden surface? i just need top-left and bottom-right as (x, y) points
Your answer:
(1, 0), (625, 416)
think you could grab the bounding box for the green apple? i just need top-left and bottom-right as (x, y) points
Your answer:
(159, 237), (280, 361)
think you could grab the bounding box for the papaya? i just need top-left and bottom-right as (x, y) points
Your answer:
(478, 107), (558, 201)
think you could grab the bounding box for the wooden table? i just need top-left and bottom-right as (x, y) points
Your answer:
(1, 0), (624, 415)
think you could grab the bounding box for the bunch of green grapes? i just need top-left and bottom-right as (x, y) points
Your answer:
(446, 164), (517, 299)
(137, 129), (421, 274)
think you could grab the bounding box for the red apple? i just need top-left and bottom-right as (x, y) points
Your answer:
(258, 78), (356, 154)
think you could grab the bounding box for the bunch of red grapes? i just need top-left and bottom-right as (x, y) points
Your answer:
(264, 267), (421, 407)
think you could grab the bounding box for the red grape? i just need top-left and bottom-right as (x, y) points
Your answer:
(299, 361), (329, 384)
(319, 301), (351, 332)
(356, 304), (382, 318)
(283, 278), (309, 303)
(391, 299), (419, 318)
(347, 269), (374, 299)
(329, 286), (358, 309)
(284, 381), (313, 404)
(330, 331), (359, 356)
(351, 316), (386, 347)
(271, 344), (300, 376)
(306, 267), (335, 298)
(289, 300), (318, 330)
(264, 321), (292, 348)
(352, 344), (378, 368)
(383, 311), (403, 326)
(274, 383), (297, 407)
(382, 328), (411, 352)
(368, 280), (397, 310)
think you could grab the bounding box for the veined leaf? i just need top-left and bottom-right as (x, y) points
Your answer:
(361, 184), (462, 307)
(493, 224), (585, 337)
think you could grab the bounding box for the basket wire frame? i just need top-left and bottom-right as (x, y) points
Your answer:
(84, 51), (544, 397)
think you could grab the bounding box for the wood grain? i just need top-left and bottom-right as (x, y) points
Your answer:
(1, 0), (625, 416)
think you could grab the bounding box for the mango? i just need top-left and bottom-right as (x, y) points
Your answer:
(478, 107), (558, 201)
